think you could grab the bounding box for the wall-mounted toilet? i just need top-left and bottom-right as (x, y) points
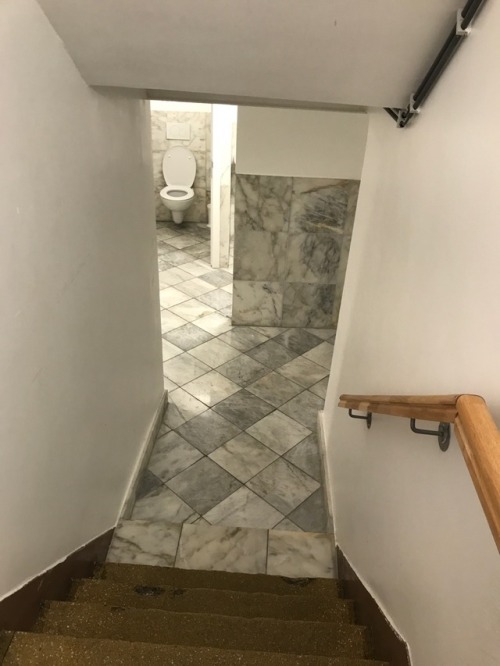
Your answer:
(160, 146), (196, 224)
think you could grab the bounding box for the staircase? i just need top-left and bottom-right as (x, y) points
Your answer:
(1, 560), (388, 664)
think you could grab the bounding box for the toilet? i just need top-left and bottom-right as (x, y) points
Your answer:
(159, 146), (196, 224)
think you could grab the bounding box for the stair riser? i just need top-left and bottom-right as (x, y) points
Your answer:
(99, 563), (340, 596)
(36, 604), (368, 658)
(70, 582), (353, 623)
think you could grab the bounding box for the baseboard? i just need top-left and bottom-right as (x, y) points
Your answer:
(0, 528), (113, 631)
(120, 389), (168, 519)
(317, 410), (335, 536)
(337, 547), (411, 666)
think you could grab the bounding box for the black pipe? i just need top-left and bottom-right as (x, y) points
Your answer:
(390, 0), (489, 128)
(384, 107), (399, 122)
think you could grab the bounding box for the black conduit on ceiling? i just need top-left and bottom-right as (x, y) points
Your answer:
(385, 0), (489, 128)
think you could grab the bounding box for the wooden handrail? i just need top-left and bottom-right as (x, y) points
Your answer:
(338, 393), (500, 551)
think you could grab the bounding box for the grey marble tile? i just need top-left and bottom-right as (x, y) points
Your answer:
(247, 457), (319, 515)
(303, 341), (335, 369)
(290, 179), (351, 235)
(162, 249), (194, 266)
(163, 387), (208, 428)
(135, 469), (163, 501)
(234, 174), (260, 230)
(189, 338), (240, 369)
(176, 409), (241, 455)
(163, 353), (211, 386)
(280, 390), (325, 431)
(219, 304), (233, 318)
(164, 323), (213, 351)
(209, 432), (278, 483)
(273, 518), (303, 532)
(170, 298), (216, 322)
(246, 339), (297, 370)
(306, 328), (336, 340)
(199, 270), (233, 288)
(175, 277), (216, 298)
(246, 371), (303, 408)
(161, 338), (183, 362)
(107, 520), (181, 567)
(218, 327), (269, 352)
(288, 489), (328, 533)
(282, 283), (335, 328)
(185, 243), (211, 260)
(284, 434), (322, 482)
(166, 234), (203, 250)
(246, 410), (311, 455)
(148, 430), (203, 483)
(212, 389), (274, 430)
(277, 355), (329, 388)
(183, 370), (241, 407)
(217, 354), (269, 387)
(204, 487), (283, 529)
(175, 522), (267, 574)
(167, 457), (241, 515)
(181, 260), (213, 277)
(250, 326), (287, 339)
(158, 267), (192, 287)
(198, 288), (233, 311)
(309, 376), (329, 399)
(259, 176), (293, 232)
(160, 309), (187, 333)
(273, 329), (324, 356)
(233, 230), (287, 281)
(285, 233), (341, 283)
(193, 312), (233, 335)
(131, 485), (197, 523)
(267, 530), (334, 578)
(232, 281), (283, 326)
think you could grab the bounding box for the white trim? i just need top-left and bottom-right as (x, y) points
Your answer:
(119, 390), (168, 519)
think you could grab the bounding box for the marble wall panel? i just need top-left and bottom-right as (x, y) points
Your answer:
(232, 174), (360, 328)
(151, 109), (211, 224)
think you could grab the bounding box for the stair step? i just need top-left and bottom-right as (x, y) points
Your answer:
(3, 634), (389, 666)
(70, 578), (354, 622)
(35, 602), (368, 658)
(98, 562), (341, 596)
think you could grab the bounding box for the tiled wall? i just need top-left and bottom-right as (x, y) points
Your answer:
(232, 175), (360, 328)
(151, 109), (211, 223)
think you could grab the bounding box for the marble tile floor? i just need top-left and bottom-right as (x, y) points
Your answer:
(144, 220), (336, 534)
(107, 519), (335, 579)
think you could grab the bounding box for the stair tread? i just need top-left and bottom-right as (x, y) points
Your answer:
(98, 562), (341, 596)
(4, 633), (389, 666)
(36, 601), (368, 658)
(70, 578), (353, 622)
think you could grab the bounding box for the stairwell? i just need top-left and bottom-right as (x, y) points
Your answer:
(1, 538), (388, 665)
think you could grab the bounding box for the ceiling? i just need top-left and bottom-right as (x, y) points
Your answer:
(37, 0), (463, 109)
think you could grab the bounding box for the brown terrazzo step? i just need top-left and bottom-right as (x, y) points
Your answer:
(98, 562), (341, 596)
(35, 602), (368, 658)
(3, 634), (389, 666)
(70, 578), (354, 622)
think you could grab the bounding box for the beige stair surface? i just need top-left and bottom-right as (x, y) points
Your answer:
(1, 559), (388, 664)
(3, 634), (389, 665)
(70, 578), (354, 622)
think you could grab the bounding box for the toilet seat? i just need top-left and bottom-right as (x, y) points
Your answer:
(162, 146), (196, 187)
(160, 185), (194, 201)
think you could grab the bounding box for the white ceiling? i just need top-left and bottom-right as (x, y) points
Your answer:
(37, 0), (463, 109)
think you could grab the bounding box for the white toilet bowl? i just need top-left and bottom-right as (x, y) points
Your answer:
(160, 147), (196, 225)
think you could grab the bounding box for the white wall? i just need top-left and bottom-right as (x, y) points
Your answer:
(236, 107), (367, 179)
(324, 2), (500, 664)
(0, 0), (163, 600)
(150, 100), (211, 113)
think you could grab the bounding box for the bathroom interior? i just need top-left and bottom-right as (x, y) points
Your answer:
(130, 100), (367, 534)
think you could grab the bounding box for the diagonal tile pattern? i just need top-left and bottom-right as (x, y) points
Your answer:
(132, 221), (335, 533)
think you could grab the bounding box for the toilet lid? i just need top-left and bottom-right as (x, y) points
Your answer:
(162, 146), (196, 186)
